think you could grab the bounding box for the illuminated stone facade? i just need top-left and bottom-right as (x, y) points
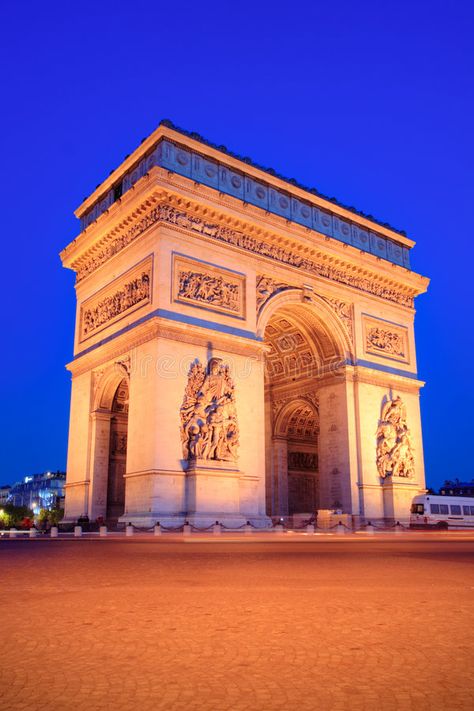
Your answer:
(61, 121), (429, 525)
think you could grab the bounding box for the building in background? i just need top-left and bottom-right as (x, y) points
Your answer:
(8, 472), (66, 513)
(0, 485), (11, 505)
(441, 480), (474, 497)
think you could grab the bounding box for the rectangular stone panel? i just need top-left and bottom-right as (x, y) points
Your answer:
(291, 198), (313, 228)
(172, 254), (246, 319)
(333, 216), (352, 244)
(191, 154), (219, 189)
(218, 165), (245, 199)
(351, 224), (370, 251)
(369, 231), (388, 259)
(362, 315), (410, 364)
(269, 188), (291, 218)
(386, 240), (405, 266)
(312, 207), (333, 237)
(244, 176), (269, 210)
(157, 139), (192, 177)
(79, 256), (153, 342)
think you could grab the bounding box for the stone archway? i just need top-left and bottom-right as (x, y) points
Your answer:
(260, 292), (352, 518)
(272, 398), (320, 516)
(88, 363), (130, 522)
(106, 378), (129, 520)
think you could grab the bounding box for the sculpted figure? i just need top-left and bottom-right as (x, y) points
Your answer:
(376, 395), (414, 479)
(180, 357), (239, 463)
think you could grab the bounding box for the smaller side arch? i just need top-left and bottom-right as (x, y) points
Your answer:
(93, 362), (130, 412)
(274, 397), (319, 439)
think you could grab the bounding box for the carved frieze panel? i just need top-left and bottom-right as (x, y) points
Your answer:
(363, 315), (410, 364)
(76, 202), (415, 309)
(288, 451), (318, 471)
(173, 254), (245, 319)
(79, 257), (152, 342)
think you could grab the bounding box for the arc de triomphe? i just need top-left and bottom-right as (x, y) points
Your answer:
(61, 120), (429, 526)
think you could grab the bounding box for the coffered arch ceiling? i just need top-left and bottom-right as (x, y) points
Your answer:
(264, 304), (341, 383)
(274, 398), (320, 440)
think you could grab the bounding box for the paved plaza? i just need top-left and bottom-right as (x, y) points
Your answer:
(1, 534), (474, 710)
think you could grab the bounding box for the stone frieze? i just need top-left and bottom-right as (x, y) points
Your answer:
(76, 201), (414, 308)
(173, 255), (245, 318)
(363, 315), (409, 363)
(79, 257), (152, 341)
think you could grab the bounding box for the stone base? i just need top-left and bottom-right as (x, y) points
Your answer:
(186, 459), (242, 517)
(382, 477), (424, 523)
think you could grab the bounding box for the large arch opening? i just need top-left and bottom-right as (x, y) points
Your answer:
(261, 296), (349, 520)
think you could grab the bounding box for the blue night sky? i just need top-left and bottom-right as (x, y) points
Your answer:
(1, 1), (473, 489)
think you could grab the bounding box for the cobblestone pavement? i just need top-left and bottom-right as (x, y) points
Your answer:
(1, 536), (474, 710)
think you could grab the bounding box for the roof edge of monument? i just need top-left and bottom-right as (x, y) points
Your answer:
(74, 119), (412, 249)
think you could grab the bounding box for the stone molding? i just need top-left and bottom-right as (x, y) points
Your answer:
(77, 133), (412, 269)
(67, 186), (421, 309)
(67, 315), (266, 377)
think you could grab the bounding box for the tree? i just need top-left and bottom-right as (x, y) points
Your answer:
(0, 504), (34, 528)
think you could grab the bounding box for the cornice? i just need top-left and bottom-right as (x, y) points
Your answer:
(348, 364), (425, 392)
(61, 170), (428, 310)
(75, 124), (414, 248)
(67, 314), (266, 377)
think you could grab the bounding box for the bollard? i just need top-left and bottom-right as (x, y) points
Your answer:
(154, 523), (161, 537)
(183, 521), (191, 536)
(99, 526), (107, 537)
(366, 522), (375, 536)
(336, 522), (345, 535)
(50, 527), (58, 538)
(29, 527), (37, 539)
(245, 522), (252, 535)
(395, 522), (403, 535)
(126, 524), (134, 537)
(213, 521), (221, 536)
(306, 523), (315, 535)
(74, 525), (82, 538)
(275, 523), (285, 534)
(9, 528), (17, 539)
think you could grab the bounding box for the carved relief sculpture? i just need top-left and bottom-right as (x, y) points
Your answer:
(180, 357), (239, 463)
(363, 316), (409, 363)
(256, 275), (293, 313)
(173, 256), (245, 318)
(324, 298), (354, 344)
(76, 202), (415, 308)
(80, 258), (152, 341)
(288, 452), (318, 470)
(367, 327), (405, 357)
(376, 396), (415, 479)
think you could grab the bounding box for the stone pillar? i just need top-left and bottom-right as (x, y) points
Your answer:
(63, 370), (93, 522)
(317, 373), (359, 515)
(88, 411), (112, 521)
(271, 437), (289, 516)
(353, 369), (426, 522)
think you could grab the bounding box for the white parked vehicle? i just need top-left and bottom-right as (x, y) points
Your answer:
(410, 494), (474, 529)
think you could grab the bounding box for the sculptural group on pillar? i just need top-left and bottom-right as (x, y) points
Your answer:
(180, 357), (239, 463)
(376, 395), (415, 479)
